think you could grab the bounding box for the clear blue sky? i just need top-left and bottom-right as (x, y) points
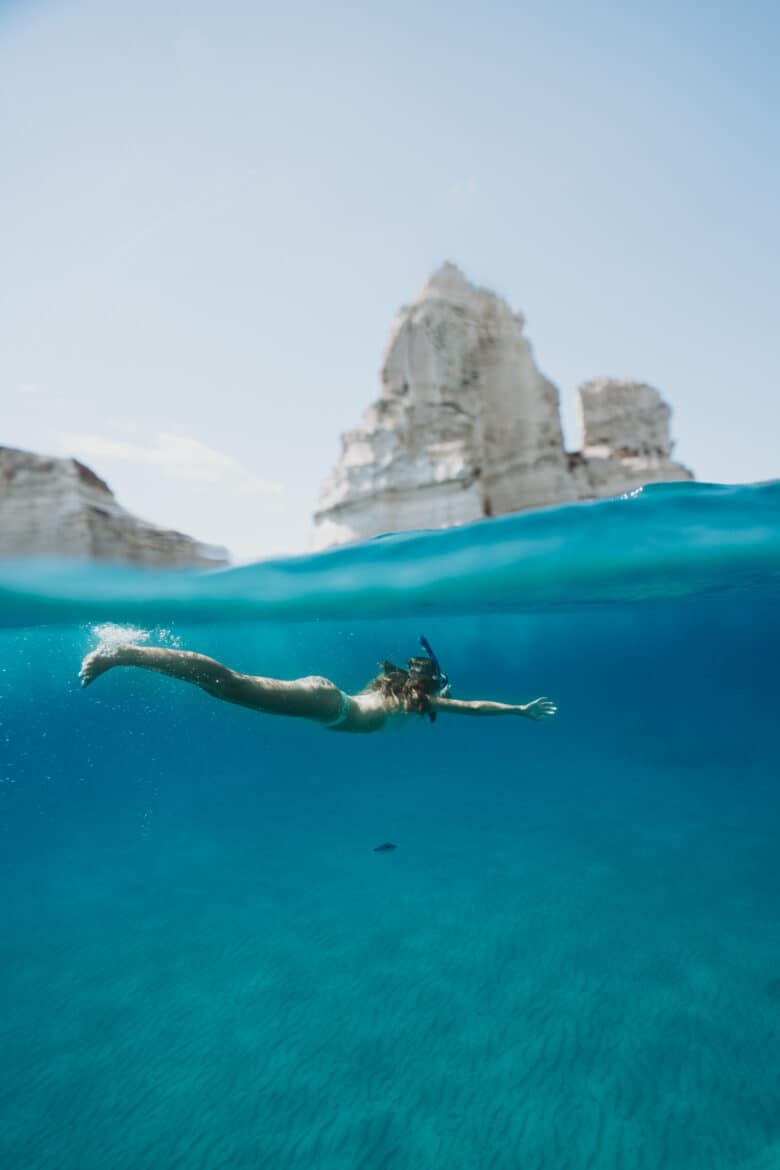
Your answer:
(2, 0), (778, 560)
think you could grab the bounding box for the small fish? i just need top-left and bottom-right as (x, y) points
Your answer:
(373, 842), (396, 852)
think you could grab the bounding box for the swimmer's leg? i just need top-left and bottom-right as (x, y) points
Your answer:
(80, 645), (347, 723)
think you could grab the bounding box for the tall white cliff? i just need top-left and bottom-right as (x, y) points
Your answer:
(312, 265), (692, 549)
(0, 446), (227, 567)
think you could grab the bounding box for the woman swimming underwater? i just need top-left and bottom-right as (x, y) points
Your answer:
(79, 635), (556, 734)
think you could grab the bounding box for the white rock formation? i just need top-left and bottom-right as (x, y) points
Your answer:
(312, 265), (692, 548)
(569, 378), (690, 499)
(0, 446), (227, 567)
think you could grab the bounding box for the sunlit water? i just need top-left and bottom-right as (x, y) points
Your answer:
(2, 482), (779, 1170)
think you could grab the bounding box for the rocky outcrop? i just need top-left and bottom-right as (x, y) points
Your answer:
(569, 378), (689, 500)
(0, 446), (227, 567)
(312, 265), (692, 549)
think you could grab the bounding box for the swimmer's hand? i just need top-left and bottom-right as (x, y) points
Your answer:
(520, 697), (557, 720)
(79, 647), (119, 688)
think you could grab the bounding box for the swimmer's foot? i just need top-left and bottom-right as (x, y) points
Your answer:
(80, 646), (121, 688)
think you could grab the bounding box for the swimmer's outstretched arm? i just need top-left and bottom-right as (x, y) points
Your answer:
(430, 696), (557, 720)
(79, 644), (349, 724)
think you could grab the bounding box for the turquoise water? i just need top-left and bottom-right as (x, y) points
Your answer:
(2, 481), (780, 1170)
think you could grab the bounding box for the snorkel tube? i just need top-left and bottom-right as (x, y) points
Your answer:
(418, 635), (450, 696)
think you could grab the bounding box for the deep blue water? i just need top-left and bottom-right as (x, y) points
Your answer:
(2, 482), (780, 1170)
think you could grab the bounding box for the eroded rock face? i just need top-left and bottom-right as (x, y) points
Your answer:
(312, 266), (692, 548)
(313, 264), (578, 549)
(0, 446), (227, 567)
(570, 378), (691, 499)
